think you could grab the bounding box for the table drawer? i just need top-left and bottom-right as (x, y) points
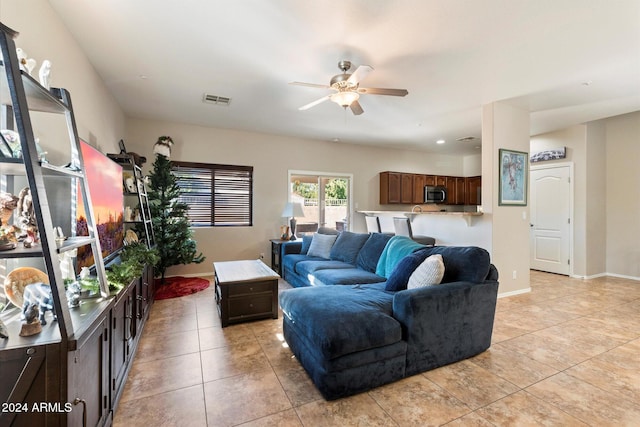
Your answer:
(228, 293), (273, 318)
(227, 280), (274, 296)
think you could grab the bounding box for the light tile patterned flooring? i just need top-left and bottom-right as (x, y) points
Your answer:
(113, 271), (640, 426)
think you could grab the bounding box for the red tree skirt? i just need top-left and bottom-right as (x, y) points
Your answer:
(155, 276), (210, 300)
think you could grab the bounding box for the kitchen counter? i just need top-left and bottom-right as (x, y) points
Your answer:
(358, 210), (483, 226)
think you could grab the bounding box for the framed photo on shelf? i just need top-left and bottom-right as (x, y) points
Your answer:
(499, 148), (528, 206)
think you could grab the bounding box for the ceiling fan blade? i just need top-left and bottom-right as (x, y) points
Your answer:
(358, 87), (409, 97)
(349, 100), (364, 115)
(299, 95), (331, 111)
(347, 65), (373, 85)
(290, 81), (331, 89)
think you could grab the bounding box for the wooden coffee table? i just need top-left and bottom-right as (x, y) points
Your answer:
(214, 259), (280, 327)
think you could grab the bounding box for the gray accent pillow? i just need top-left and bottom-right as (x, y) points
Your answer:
(307, 233), (338, 259)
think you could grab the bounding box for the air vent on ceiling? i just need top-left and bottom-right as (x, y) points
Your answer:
(202, 93), (231, 106)
(456, 136), (477, 142)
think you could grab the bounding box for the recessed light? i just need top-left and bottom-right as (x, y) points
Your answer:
(581, 80), (593, 86)
(138, 74), (148, 80)
(436, 139), (445, 144)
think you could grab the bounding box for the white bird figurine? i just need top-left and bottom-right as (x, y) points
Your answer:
(39, 60), (51, 89)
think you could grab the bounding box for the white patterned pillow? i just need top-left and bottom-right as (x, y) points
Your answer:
(407, 254), (445, 289)
(307, 233), (338, 259)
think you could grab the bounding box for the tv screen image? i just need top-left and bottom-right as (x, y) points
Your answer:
(76, 140), (124, 270)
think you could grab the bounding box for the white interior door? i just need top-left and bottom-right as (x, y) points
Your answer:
(530, 164), (572, 275)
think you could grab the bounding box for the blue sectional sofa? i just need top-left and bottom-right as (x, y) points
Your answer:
(279, 231), (499, 400)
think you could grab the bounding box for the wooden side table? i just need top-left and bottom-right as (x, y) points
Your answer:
(214, 259), (280, 327)
(270, 238), (297, 275)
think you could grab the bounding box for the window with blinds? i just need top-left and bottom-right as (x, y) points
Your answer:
(171, 161), (253, 227)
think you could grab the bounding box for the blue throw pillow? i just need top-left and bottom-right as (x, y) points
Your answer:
(356, 233), (393, 273)
(300, 234), (313, 254)
(329, 231), (370, 265)
(384, 248), (431, 292)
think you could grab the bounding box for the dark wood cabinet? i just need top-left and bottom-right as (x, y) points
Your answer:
(0, 343), (63, 426)
(446, 176), (466, 205)
(400, 173), (413, 203)
(465, 176), (482, 205)
(380, 171), (482, 206)
(380, 172), (401, 204)
(67, 318), (110, 427)
(412, 174), (425, 203)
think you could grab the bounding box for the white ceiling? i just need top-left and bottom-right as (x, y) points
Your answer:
(49, 0), (640, 155)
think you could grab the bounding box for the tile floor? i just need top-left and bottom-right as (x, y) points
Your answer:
(113, 271), (640, 426)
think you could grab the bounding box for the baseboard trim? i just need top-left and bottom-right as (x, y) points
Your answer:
(605, 272), (640, 282)
(498, 287), (532, 298)
(571, 272), (640, 282)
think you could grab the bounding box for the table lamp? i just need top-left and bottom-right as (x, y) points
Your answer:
(281, 202), (305, 240)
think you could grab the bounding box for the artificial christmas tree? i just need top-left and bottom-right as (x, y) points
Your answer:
(148, 150), (204, 281)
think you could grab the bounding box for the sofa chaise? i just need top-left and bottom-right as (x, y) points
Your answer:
(278, 230), (499, 400)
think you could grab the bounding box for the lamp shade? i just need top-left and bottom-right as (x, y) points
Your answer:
(281, 202), (305, 218)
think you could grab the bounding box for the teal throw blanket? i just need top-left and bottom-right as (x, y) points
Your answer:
(375, 236), (426, 277)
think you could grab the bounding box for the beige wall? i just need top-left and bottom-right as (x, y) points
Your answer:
(605, 111), (640, 278)
(0, 0), (125, 155)
(482, 101), (531, 296)
(124, 118), (476, 276)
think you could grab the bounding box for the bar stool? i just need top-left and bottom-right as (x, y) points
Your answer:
(365, 216), (382, 233)
(393, 217), (435, 246)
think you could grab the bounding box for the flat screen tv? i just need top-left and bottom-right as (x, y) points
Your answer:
(76, 140), (124, 270)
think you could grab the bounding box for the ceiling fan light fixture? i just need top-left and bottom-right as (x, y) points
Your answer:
(331, 91), (359, 107)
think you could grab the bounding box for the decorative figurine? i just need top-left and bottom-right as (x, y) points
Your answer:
(153, 135), (173, 158)
(17, 187), (37, 243)
(65, 281), (81, 308)
(16, 48), (36, 76)
(39, 60), (51, 89)
(21, 283), (56, 326)
(19, 303), (41, 337)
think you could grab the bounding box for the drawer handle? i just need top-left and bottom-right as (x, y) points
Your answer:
(249, 304), (254, 308)
(249, 287), (254, 291)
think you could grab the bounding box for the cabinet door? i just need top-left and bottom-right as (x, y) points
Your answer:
(68, 317), (109, 427)
(454, 177), (466, 204)
(424, 175), (436, 186)
(465, 176), (482, 205)
(412, 175), (425, 204)
(443, 177), (455, 204)
(110, 295), (130, 407)
(400, 174), (413, 204)
(0, 344), (62, 427)
(380, 172), (401, 204)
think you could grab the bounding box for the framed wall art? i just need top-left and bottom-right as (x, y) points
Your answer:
(499, 148), (528, 206)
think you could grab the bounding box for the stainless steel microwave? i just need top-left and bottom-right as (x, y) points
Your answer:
(424, 185), (447, 203)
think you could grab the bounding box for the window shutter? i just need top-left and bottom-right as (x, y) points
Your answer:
(172, 162), (252, 227)
(214, 168), (252, 226)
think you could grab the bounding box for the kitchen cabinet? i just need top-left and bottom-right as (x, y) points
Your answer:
(380, 171), (409, 204)
(380, 171), (481, 206)
(447, 176), (466, 205)
(412, 175), (425, 203)
(400, 173), (413, 203)
(465, 176), (482, 205)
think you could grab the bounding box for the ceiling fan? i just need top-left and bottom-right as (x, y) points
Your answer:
(290, 60), (409, 115)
